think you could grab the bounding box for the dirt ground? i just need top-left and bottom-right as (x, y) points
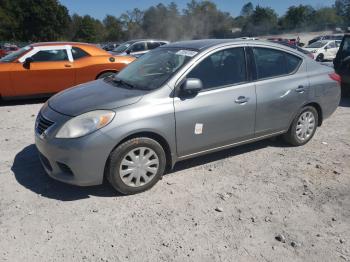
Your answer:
(0, 97), (349, 262)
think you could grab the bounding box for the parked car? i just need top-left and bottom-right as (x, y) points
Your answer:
(102, 43), (120, 51)
(270, 40), (314, 59)
(0, 42), (135, 100)
(303, 40), (341, 61)
(334, 34), (350, 96)
(308, 34), (343, 45)
(111, 39), (169, 58)
(35, 39), (341, 195)
(0, 44), (19, 58)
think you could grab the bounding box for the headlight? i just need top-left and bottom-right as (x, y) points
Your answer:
(56, 110), (115, 138)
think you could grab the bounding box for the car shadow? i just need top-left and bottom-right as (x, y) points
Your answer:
(339, 96), (350, 107)
(171, 137), (288, 173)
(11, 144), (119, 201)
(12, 138), (288, 201)
(0, 97), (48, 107)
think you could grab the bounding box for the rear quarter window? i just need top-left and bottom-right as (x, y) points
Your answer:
(72, 47), (90, 60)
(253, 47), (302, 79)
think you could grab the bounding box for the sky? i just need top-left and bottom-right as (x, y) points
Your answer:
(59, 0), (334, 20)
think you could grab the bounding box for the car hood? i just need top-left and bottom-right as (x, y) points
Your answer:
(48, 79), (146, 117)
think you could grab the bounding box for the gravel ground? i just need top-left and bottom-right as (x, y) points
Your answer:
(0, 98), (349, 262)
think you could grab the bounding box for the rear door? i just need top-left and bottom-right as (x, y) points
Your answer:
(251, 46), (308, 135)
(174, 47), (256, 157)
(11, 46), (75, 96)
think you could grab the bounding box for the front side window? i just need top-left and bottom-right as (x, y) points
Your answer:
(72, 47), (90, 60)
(187, 47), (247, 90)
(130, 42), (147, 52)
(253, 47), (301, 79)
(328, 42), (336, 49)
(31, 49), (68, 62)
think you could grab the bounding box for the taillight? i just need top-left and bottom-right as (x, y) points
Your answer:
(329, 72), (341, 84)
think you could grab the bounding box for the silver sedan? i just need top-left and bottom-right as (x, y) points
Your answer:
(35, 39), (341, 194)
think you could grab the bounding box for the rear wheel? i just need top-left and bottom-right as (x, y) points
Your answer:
(107, 137), (166, 195)
(316, 54), (324, 62)
(283, 106), (318, 146)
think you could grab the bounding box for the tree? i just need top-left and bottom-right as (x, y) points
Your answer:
(312, 7), (343, 30)
(281, 5), (315, 30)
(240, 2), (254, 17)
(142, 3), (182, 40)
(73, 15), (105, 43)
(120, 8), (144, 39)
(0, 0), (70, 41)
(242, 6), (278, 36)
(103, 15), (123, 41)
(335, 0), (350, 25)
(183, 0), (234, 39)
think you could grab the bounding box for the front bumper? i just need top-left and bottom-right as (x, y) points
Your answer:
(34, 105), (115, 186)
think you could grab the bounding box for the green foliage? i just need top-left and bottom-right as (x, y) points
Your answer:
(0, 0), (70, 41)
(0, 0), (347, 43)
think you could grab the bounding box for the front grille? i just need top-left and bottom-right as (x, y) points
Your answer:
(36, 114), (54, 135)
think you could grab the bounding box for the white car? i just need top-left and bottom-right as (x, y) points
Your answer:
(303, 40), (341, 62)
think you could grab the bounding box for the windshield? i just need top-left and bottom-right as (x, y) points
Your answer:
(0, 46), (31, 62)
(114, 48), (198, 90)
(307, 41), (326, 48)
(113, 41), (135, 53)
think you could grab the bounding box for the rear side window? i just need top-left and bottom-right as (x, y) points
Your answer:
(72, 47), (89, 60)
(187, 47), (247, 90)
(147, 42), (161, 50)
(253, 48), (301, 79)
(31, 49), (68, 62)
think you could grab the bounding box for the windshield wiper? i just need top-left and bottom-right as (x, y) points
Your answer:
(112, 77), (135, 89)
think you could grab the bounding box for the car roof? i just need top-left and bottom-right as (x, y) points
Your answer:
(162, 39), (299, 52)
(29, 42), (109, 56)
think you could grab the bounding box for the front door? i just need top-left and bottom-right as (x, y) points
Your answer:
(11, 47), (75, 96)
(251, 47), (309, 135)
(174, 47), (256, 157)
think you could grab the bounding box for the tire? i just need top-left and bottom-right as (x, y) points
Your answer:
(106, 137), (166, 195)
(97, 71), (115, 79)
(283, 106), (318, 146)
(316, 54), (324, 62)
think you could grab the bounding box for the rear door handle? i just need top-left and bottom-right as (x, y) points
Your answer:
(235, 96), (249, 104)
(295, 85), (306, 93)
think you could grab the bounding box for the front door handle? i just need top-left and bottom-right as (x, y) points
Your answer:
(235, 96), (249, 104)
(295, 85), (306, 93)
(64, 64), (72, 68)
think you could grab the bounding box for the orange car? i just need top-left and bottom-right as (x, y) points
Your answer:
(0, 42), (135, 99)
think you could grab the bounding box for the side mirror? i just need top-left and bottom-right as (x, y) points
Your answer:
(324, 46), (328, 51)
(23, 57), (34, 69)
(126, 49), (131, 55)
(180, 78), (203, 95)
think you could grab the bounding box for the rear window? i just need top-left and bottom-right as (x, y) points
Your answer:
(253, 47), (302, 79)
(72, 47), (90, 60)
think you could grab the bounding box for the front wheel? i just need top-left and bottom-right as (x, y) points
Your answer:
(106, 137), (166, 195)
(283, 106), (318, 146)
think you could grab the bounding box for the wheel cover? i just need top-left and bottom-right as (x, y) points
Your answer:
(296, 111), (316, 141)
(119, 147), (159, 187)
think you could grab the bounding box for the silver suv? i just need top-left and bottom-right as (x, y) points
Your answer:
(111, 39), (169, 58)
(35, 39), (341, 195)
